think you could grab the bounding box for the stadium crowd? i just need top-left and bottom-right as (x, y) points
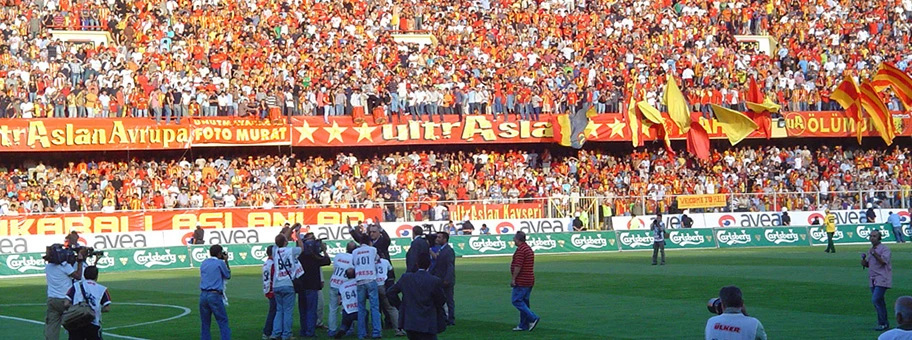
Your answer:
(2, 0), (912, 121)
(0, 144), (909, 219)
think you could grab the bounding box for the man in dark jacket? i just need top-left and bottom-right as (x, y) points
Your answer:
(350, 217), (391, 260)
(431, 232), (456, 326)
(867, 203), (877, 223)
(406, 226), (430, 273)
(298, 233), (331, 338)
(389, 255), (446, 340)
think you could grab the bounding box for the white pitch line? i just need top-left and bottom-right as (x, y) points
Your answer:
(0, 302), (190, 336)
(0, 314), (148, 340)
(106, 303), (191, 330)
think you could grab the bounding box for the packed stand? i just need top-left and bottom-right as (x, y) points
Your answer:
(2, 0), (912, 122)
(0, 145), (908, 220)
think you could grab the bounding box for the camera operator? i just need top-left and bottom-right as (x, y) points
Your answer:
(199, 244), (231, 340)
(44, 244), (85, 340)
(297, 233), (331, 338)
(65, 266), (111, 340)
(705, 286), (767, 340)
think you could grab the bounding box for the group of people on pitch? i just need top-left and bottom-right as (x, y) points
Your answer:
(256, 220), (455, 340)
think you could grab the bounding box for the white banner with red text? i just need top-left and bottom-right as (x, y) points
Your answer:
(610, 209), (910, 230)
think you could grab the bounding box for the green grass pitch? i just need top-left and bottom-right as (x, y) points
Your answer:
(0, 245), (907, 339)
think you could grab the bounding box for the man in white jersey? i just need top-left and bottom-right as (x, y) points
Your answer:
(880, 296), (912, 340)
(705, 286), (767, 340)
(65, 266), (111, 340)
(334, 268), (360, 339)
(328, 242), (356, 337)
(271, 234), (304, 340)
(353, 234), (382, 339)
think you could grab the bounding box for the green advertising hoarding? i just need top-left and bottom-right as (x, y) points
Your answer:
(185, 237), (413, 268)
(0, 246), (194, 276)
(616, 229), (716, 251)
(450, 232), (620, 256)
(665, 229), (717, 249)
(616, 230), (655, 251)
(715, 227), (809, 248)
(451, 235), (515, 257)
(1, 251), (46, 276)
(565, 232), (618, 252)
(809, 223), (894, 245)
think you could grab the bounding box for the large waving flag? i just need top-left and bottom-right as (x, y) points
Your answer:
(872, 63), (912, 110)
(552, 105), (597, 149)
(709, 104), (759, 145)
(626, 96), (643, 147)
(858, 82), (895, 145)
(686, 120), (711, 161)
(830, 75), (864, 144)
(664, 74), (691, 134)
(744, 77), (778, 139)
(637, 101), (674, 156)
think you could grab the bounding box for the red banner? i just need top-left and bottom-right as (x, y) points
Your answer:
(289, 116), (553, 146)
(0, 118), (191, 151)
(784, 111), (912, 138)
(0, 111), (906, 152)
(191, 117), (290, 146)
(0, 207), (381, 236)
(448, 203), (544, 221)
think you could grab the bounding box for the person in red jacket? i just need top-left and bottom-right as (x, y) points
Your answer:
(510, 231), (540, 332)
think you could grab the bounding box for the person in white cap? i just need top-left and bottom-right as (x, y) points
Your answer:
(867, 203), (878, 223)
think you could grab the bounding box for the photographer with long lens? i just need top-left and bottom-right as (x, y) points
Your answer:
(44, 241), (85, 340)
(705, 286), (767, 340)
(199, 244), (232, 340)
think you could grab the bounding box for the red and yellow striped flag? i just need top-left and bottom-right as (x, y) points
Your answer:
(872, 63), (912, 110)
(830, 76), (864, 144)
(858, 82), (895, 145)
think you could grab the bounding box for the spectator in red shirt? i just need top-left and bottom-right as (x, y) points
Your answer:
(510, 231), (539, 332)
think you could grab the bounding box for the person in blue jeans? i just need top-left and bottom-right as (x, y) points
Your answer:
(263, 245), (277, 339)
(298, 235), (332, 338)
(354, 235), (382, 339)
(888, 212), (905, 243)
(199, 244), (232, 340)
(272, 235), (304, 340)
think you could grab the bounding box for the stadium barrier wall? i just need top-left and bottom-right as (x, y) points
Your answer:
(0, 217), (571, 254)
(610, 208), (911, 230)
(0, 224), (903, 277)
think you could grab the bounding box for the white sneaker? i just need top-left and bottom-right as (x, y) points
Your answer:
(529, 318), (540, 331)
(512, 327), (524, 331)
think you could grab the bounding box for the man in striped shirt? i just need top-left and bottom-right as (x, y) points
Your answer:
(510, 231), (540, 332)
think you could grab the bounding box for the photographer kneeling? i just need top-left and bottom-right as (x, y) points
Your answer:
(65, 266), (111, 340)
(44, 243), (85, 340)
(705, 286), (767, 340)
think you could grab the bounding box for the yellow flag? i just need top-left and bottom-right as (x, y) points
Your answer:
(745, 98), (781, 113)
(637, 101), (663, 125)
(710, 104), (759, 145)
(664, 74), (691, 134)
(627, 96), (640, 147)
(638, 101), (673, 153)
